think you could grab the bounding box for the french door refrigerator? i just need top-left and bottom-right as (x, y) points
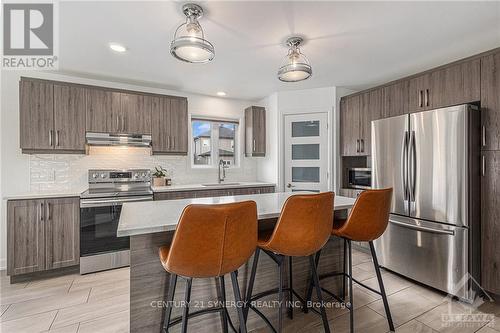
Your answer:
(372, 104), (480, 301)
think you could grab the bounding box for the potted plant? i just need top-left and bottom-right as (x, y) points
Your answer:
(152, 166), (168, 187)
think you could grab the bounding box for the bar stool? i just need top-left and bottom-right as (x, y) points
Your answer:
(306, 188), (395, 333)
(158, 201), (258, 333)
(244, 192), (335, 333)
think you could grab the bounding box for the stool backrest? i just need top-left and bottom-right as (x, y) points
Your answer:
(166, 201), (258, 278)
(262, 192), (334, 257)
(338, 188), (393, 241)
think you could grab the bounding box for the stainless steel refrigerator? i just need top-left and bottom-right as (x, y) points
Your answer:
(372, 104), (480, 301)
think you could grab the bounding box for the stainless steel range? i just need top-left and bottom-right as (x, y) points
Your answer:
(80, 169), (152, 274)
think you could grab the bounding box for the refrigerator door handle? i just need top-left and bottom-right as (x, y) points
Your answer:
(402, 131), (409, 203)
(409, 131), (416, 203)
(389, 218), (455, 236)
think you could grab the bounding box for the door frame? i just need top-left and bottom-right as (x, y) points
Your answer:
(278, 108), (333, 192)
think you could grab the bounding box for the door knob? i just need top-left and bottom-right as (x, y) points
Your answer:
(287, 183), (295, 188)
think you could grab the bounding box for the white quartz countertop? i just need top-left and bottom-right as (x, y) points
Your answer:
(117, 192), (355, 237)
(152, 182), (276, 192)
(3, 190), (85, 200)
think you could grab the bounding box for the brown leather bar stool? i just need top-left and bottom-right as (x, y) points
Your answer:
(244, 192), (335, 333)
(158, 201), (258, 333)
(306, 188), (395, 333)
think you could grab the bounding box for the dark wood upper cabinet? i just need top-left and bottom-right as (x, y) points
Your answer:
(151, 96), (188, 155)
(119, 93), (152, 135)
(7, 199), (45, 276)
(408, 73), (430, 113)
(481, 151), (500, 294)
(19, 80), (54, 151)
(340, 95), (360, 156)
(245, 106), (266, 157)
(53, 85), (86, 151)
(383, 80), (409, 117)
(7, 197), (80, 276)
(481, 51), (500, 151)
(45, 197), (80, 270)
(86, 88), (120, 134)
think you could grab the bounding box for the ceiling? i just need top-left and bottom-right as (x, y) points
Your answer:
(59, 1), (500, 101)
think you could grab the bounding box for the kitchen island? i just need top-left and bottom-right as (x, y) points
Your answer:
(118, 192), (355, 333)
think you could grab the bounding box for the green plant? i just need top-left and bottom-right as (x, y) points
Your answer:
(152, 166), (168, 178)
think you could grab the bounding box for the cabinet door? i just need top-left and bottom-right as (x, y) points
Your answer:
(169, 97), (188, 153)
(151, 97), (171, 153)
(383, 80), (409, 118)
(408, 74), (430, 113)
(53, 85), (86, 152)
(340, 96), (360, 156)
(120, 93), (152, 135)
(429, 59), (480, 109)
(481, 151), (500, 294)
(7, 200), (45, 275)
(86, 88), (120, 133)
(19, 80), (54, 151)
(252, 106), (266, 155)
(481, 52), (500, 151)
(359, 90), (383, 156)
(45, 198), (80, 270)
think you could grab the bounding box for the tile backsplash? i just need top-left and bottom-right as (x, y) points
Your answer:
(29, 147), (257, 193)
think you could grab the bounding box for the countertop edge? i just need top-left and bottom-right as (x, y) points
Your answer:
(152, 182), (276, 193)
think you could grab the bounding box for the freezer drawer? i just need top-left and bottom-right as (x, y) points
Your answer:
(374, 214), (472, 301)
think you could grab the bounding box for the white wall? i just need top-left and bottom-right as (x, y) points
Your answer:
(0, 70), (259, 269)
(256, 87), (337, 192)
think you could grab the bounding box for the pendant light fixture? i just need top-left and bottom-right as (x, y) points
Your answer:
(277, 36), (312, 82)
(170, 3), (215, 63)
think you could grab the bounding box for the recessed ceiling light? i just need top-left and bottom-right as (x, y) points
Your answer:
(109, 42), (127, 53)
(216, 91), (226, 97)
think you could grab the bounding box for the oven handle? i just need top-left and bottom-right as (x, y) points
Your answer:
(80, 196), (153, 208)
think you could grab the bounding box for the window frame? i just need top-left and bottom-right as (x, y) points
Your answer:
(190, 116), (240, 169)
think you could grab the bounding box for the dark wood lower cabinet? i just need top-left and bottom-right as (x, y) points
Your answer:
(153, 186), (275, 201)
(481, 151), (500, 294)
(7, 197), (80, 276)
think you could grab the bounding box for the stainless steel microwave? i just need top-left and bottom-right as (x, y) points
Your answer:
(347, 168), (371, 189)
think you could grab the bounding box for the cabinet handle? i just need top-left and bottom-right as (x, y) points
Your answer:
(253, 139), (256, 152)
(49, 130), (53, 146)
(425, 89), (429, 107)
(47, 202), (51, 220)
(482, 155), (486, 177)
(360, 139), (364, 152)
(167, 136), (171, 149)
(40, 202), (44, 221)
(356, 139), (360, 153)
(116, 116), (119, 131)
(172, 136), (175, 149)
(418, 90), (423, 108)
(482, 126), (486, 147)
(55, 130), (60, 147)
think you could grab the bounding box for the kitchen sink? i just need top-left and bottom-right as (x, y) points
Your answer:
(202, 182), (241, 187)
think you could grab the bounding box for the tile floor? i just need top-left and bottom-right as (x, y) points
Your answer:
(0, 249), (499, 333)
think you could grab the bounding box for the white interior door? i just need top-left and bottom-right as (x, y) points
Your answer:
(284, 113), (328, 193)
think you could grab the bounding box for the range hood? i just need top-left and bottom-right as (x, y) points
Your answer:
(86, 132), (152, 147)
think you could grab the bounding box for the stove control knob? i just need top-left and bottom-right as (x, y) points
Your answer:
(141, 172), (146, 177)
(100, 173), (106, 179)
(92, 173), (99, 179)
(133, 173), (139, 179)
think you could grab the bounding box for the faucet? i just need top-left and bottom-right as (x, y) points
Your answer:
(218, 159), (228, 183)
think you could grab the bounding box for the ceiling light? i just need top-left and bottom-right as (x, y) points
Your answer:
(109, 42), (127, 53)
(216, 91), (226, 97)
(277, 36), (312, 82)
(170, 3), (215, 63)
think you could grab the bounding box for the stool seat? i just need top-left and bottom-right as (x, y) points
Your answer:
(159, 245), (170, 271)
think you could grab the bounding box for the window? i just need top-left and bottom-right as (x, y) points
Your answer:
(192, 118), (238, 167)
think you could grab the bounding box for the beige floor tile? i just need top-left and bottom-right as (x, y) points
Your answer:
(0, 304), (10, 317)
(41, 323), (79, 333)
(87, 279), (129, 302)
(0, 277), (28, 293)
(0, 310), (57, 333)
(70, 268), (129, 292)
(416, 300), (490, 333)
(478, 327), (500, 333)
(26, 274), (78, 289)
(396, 319), (439, 333)
(51, 293), (129, 329)
(351, 266), (376, 282)
(77, 310), (129, 333)
(0, 282), (72, 306)
(322, 305), (390, 333)
(361, 273), (412, 296)
(367, 286), (442, 326)
(351, 251), (372, 266)
(0, 289), (90, 322)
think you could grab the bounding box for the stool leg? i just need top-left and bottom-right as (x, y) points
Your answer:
(181, 277), (192, 333)
(278, 255), (284, 333)
(304, 250), (321, 314)
(243, 248), (260, 323)
(288, 256), (293, 319)
(343, 238), (347, 300)
(369, 241), (395, 332)
(309, 255), (330, 333)
(219, 276), (229, 333)
(347, 240), (354, 333)
(231, 271), (247, 333)
(162, 273), (177, 333)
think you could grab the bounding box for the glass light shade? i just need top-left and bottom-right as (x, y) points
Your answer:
(277, 50), (312, 82)
(170, 17), (214, 63)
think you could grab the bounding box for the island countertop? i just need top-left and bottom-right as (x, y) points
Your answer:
(118, 191), (355, 237)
